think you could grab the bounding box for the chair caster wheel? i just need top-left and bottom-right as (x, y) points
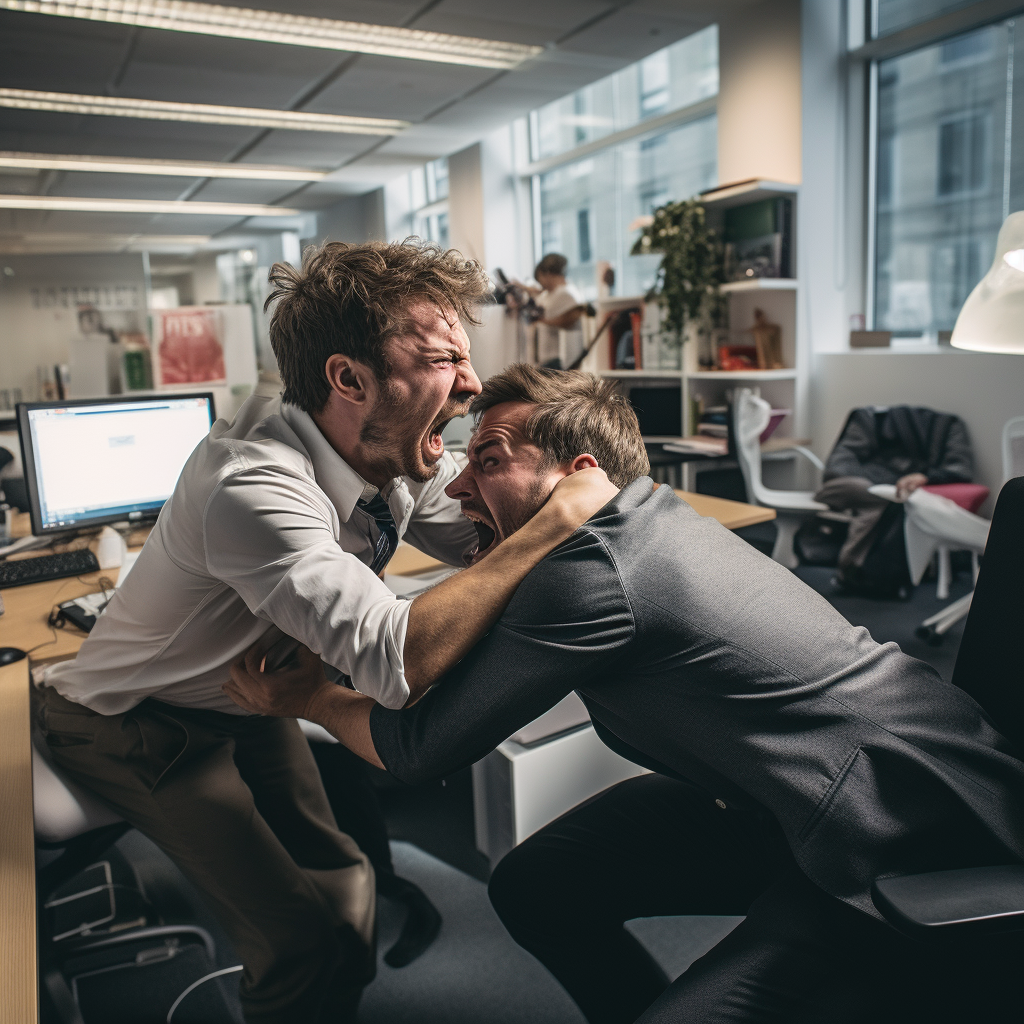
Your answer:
(915, 625), (943, 647)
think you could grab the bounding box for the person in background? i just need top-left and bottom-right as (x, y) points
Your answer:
(814, 405), (975, 592)
(518, 253), (585, 368)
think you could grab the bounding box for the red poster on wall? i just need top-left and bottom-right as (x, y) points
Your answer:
(157, 309), (226, 386)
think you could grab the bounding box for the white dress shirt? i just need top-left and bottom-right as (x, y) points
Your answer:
(535, 283), (584, 366)
(45, 391), (477, 715)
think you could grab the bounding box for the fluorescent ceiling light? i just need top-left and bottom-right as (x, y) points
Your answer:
(1, 0), (543, 69)
(0, 89), (409, 135)
(0, 233), (210, 253)
(0, 195), (300, 215)
(0, 151), (327, 180)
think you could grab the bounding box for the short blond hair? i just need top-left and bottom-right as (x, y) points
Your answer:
(472, 364), (649, 488)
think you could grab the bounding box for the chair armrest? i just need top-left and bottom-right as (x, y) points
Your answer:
(872, 866), (1024, 939)
(788, 445), (824, 473)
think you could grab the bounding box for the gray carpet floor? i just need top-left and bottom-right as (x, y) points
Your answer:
(365, 843), (741, 1023)
(110, 832), (736, 1023)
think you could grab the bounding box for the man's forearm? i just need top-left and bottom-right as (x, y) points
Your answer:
(305, 684), (384, 769)
(403, 511), (571, 699)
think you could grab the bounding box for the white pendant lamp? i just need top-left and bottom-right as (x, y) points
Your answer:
(950, 211), (1024, 353)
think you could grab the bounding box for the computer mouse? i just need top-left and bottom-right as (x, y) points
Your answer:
(0, 646), (27, 666)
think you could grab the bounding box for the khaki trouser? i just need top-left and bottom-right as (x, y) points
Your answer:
(35, 685), (375, 1024)
(813, 476), (890, 570)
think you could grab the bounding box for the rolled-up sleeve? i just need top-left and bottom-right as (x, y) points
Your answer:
(203, 466), (412, 708)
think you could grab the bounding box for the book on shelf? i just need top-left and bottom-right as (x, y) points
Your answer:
(664, 436), (728, 456)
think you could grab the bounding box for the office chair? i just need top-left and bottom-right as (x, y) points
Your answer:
(33, 728), (129, 900)
(733, 388), (826, 567)
(871, 476), (1024, 938)
(914, 415), (1023, 645)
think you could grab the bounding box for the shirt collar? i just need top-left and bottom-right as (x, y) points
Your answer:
(281, 403), (381, 523)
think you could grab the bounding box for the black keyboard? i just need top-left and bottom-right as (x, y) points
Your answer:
(0, 549), (101, 588)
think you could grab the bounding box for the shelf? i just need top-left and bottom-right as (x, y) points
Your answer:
(599, 369), (683, 379)
(719, 278), (797, 293)
(687, 369), (797, 381)
(699, 178), (799, 209)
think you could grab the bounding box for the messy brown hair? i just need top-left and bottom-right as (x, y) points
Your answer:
(471, 364), (650, 488)
(265, 240), (491, 414)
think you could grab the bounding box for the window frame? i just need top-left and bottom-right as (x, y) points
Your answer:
(854, 0), (1022, 333)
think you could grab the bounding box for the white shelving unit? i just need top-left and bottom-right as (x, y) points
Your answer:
(583, 180), (807, 491)
(719, 278), (797, 293)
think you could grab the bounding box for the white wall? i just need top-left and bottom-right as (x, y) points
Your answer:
(811, 351), (1024, 511)
(0, 253), (147, 402)
(448, 123), (533, 278)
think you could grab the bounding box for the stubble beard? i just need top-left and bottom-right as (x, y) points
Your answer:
(496, 474), (554, 543)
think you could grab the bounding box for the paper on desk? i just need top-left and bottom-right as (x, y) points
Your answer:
(114, 550), (140, 588)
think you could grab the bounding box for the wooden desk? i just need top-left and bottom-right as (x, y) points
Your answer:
(0, 657), (37, 1024)
(674, 489), (776, 530)
(0, 513), (139, 668)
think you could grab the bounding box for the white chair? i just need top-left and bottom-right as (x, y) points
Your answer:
(33, 728), (128, 902)
(1002, 416), (1024, 480)
(911, 414), (1024, 644)
(733, 388), (827, 568)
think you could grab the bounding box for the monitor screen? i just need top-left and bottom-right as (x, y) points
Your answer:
(17, 394), (214, 535)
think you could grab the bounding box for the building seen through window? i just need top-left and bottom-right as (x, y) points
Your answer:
(530, 26), (718, 162)
(531, 26), (719, 301)
(873, 0), (981, 38)
(873, 19), (1022, 336)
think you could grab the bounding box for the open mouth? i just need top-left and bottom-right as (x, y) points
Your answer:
(423, 417), (451, 462)
(462, 507), (499, 564)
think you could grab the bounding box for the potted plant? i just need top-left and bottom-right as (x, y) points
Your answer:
(631, 198), (726, 366)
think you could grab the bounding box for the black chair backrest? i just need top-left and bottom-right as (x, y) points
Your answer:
(951, 476), (1024, 753)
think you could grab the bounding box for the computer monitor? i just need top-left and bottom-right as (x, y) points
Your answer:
(17, 393), (215, 536)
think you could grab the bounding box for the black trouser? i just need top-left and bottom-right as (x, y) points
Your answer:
(488, 774), (1020, 1024)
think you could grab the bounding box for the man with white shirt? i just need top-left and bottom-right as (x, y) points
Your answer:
(529, 252), (585, 367)
(36, 241), (615, 1024)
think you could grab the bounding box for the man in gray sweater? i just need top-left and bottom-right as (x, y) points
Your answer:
(227, 365), (1023, 1024)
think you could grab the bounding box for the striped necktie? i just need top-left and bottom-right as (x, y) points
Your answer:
(357, 492), (398, 576)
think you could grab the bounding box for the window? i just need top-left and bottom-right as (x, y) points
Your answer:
(937, 111), (990, 196)
(874, 1), (980, 38)
(530, 25), (718, 162)
(388, 156), (450, 246)
(872, 20), (1023, 335)
(530, 28), (719, 299)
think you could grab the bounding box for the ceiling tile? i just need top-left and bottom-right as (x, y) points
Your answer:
(307, 56), (495, 121)
(558, 7), (708, 58)
(118, 29), (340, 106)
(45, 171), (196, 201)
(0, 109), (256, 162)
(0, 11), (133, 93)
(238, 129), (378, 167)
(412, 0), (616, 45)
(189, 178), (303, 205)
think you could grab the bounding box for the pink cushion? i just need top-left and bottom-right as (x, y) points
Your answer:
(923, 483), (990, 513)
